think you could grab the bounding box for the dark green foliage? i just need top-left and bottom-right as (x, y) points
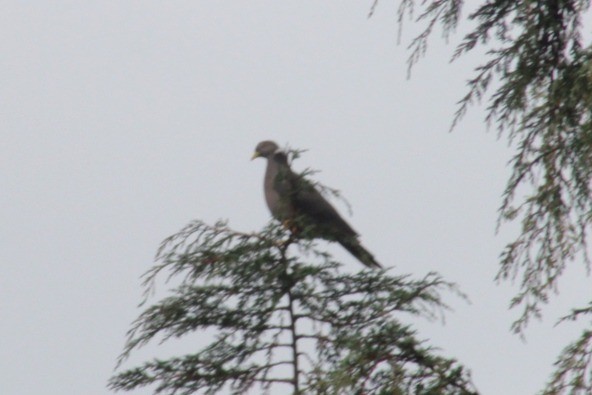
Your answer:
(376, 0), (592, 393)
(109, 220), (476, 394)
(542, 304), (592, 395)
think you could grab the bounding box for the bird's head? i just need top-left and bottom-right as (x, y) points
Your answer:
(252, 140), (280, 160)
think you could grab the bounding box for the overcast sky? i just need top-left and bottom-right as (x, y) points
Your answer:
(2, 2), (590, 394)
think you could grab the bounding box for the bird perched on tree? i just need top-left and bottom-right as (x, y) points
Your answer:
(252, 140), (381, 269)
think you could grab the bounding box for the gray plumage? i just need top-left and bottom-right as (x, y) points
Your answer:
(252, 140), (381, 269)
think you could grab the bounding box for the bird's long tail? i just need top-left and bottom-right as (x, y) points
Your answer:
(339, 238), (382, 269)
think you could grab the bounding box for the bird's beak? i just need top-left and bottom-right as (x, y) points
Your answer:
(251, 151), (260, 160)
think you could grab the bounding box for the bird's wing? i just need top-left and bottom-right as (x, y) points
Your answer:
(268, 152), (357, 238)
(264, 149), (381, 268)
(288, 172), (358, 238)
(269, 151), (357, 238)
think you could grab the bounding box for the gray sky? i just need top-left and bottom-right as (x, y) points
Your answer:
(2, 2), (590, 394)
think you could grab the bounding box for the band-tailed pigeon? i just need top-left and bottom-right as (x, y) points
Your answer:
(252, 140), (381, 269)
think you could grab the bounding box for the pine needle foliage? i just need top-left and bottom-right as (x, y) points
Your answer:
(369, 0), (592, 393)
(109, 220), (477, 395)
(542, 304), (592, 395)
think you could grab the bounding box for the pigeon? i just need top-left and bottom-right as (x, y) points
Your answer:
(252, 140), (381, 269)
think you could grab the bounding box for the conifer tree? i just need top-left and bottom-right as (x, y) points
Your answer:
(374, 1), (592, 393)
(109, 218), (477, 394)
